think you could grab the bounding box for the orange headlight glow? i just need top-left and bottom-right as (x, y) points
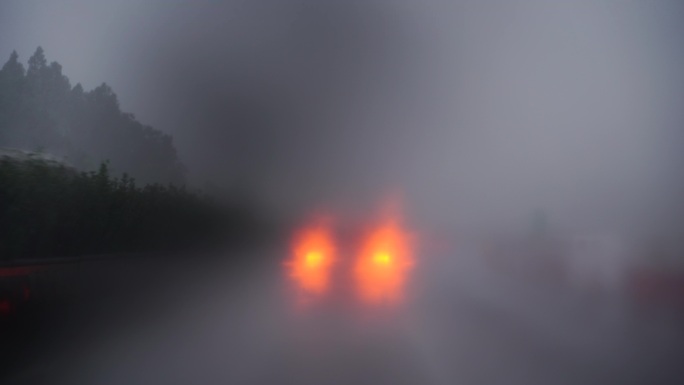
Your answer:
(354, 215), (415, 304)
(285, 221), (336, 297)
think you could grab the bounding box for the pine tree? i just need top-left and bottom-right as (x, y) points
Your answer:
(0, 51), (26, 81)
(0, 51), (26, 145)
(27, 46), (47, 78)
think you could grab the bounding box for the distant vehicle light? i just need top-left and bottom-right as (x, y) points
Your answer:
(355, 217), (415, 305)
(285, 220), (336, 298)
(305, 251), (324, 267)
(373, 253), (391, 265)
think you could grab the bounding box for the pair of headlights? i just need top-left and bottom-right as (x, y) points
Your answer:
(285, 219), (416, 304)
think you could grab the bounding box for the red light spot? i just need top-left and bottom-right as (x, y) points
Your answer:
(0, 266), (43, 277)
(23, 285), (31, 301)
(0, 299), (12, 315)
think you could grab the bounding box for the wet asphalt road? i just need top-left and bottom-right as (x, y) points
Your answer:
(3, 250), (683, 385)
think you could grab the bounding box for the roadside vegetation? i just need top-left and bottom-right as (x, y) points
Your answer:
(0, 158), (263, 260)
(0, 47), (268, 260)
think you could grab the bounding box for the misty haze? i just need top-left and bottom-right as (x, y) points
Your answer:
(1, 1), (683, 384)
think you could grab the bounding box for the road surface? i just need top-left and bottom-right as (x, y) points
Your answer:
(2, 248), (683, 384)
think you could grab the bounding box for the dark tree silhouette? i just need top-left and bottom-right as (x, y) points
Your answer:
(0, 158), (263, 260)
(0, 47), (185, 185)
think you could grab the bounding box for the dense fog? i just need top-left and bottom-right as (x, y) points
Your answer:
(2, 0), (683, 235)
(1, 1), (683, 384)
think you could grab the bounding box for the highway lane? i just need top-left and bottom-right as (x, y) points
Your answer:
(3, 248), (683, 384)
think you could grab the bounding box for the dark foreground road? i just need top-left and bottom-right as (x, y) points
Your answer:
(2, 248), (683, 384)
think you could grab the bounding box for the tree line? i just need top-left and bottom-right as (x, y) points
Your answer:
(0, 47), (268, 260)
(0, 158), (262, 260)
(0, 47), (184, 185)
